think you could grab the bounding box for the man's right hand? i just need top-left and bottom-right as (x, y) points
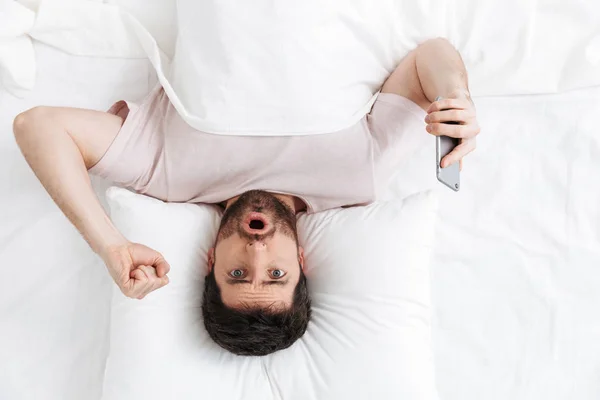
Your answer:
(14, 107), (171, 299)
(100, 242), (171, 299)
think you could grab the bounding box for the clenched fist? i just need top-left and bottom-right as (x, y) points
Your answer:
(100, 242), (171, 299)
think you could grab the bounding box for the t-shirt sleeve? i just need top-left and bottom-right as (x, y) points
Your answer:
(368, 93), (436, 199)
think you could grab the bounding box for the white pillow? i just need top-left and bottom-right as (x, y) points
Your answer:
(119, 1), (446, 136)
(102, 187), (439, 400)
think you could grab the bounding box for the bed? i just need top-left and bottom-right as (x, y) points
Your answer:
(1, 1), (599, 399)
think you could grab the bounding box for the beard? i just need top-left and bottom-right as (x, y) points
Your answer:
(216, 190), (298, 245)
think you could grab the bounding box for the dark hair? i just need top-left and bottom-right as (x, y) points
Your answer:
(202, 268), (311, 356)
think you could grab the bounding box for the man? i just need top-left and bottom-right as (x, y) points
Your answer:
(13, 38), (479, 355)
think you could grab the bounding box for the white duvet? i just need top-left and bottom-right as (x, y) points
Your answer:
(3, 0), (600, 134)
(1, 1), (600, 400)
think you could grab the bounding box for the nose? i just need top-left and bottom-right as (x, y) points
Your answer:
(246, 241), (266, 250)
(246, 241), (267, 258)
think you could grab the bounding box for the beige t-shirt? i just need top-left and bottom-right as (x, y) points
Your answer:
(90, 87), (427, 213)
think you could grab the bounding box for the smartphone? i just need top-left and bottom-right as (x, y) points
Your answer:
(436, 135), (460, 191)
(435, 96), (460, 191)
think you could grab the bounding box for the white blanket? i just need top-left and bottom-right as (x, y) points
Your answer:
(3, 0), (600, 134)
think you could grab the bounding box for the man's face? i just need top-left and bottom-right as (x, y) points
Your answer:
(209, 190), (304, 310)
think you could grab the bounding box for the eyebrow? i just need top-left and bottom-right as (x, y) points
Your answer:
(225, 279), (290, 286)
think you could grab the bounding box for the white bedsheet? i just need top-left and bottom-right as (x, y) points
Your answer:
(0, 44), (153, 400)
(431, 89), (600, 400)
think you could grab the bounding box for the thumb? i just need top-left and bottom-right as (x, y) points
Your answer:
(119, 268), (146, 298)
(129, 243), (171, 277)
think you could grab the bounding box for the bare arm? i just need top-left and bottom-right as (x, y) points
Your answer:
(414, 38), (471, 104)
(13, 107), (169, 299)
(382, 38), (480, 167)
(14, 107), (125, 253)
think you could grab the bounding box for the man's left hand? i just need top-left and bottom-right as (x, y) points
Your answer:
(424, 96), (480, 170)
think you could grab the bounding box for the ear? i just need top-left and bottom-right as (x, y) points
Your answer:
(207, 248), (215, 272)
(298, 246), (305, 271)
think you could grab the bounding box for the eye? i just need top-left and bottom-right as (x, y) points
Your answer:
(269, 269), (286, 279)
(230, 269), (245, 278)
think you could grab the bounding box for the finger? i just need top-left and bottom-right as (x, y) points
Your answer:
(130, 244), (171, 277)
(441, 139), (476, 167)
(122, 266), (156, 299)
(125, 266), (154, 300)
(131, 268), (147, 282)
(122, 272), (168, 299)
(425, 109), (473, 124)
(151, 272), (169, 290)
(139, 265), (168, 295)
(427, 98), (470, 113)
(154, 258), (170, 278)
(118, 268), (146, 298)
(138, 264), (158, 288)
(426, 122), (480, 139)
(460, 159), (463, 171)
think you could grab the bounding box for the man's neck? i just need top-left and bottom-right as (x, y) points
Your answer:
(224, 193), (306, 214)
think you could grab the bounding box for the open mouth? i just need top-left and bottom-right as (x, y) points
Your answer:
(249, 219), (264, 230)
(243, 212), (270, 233)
